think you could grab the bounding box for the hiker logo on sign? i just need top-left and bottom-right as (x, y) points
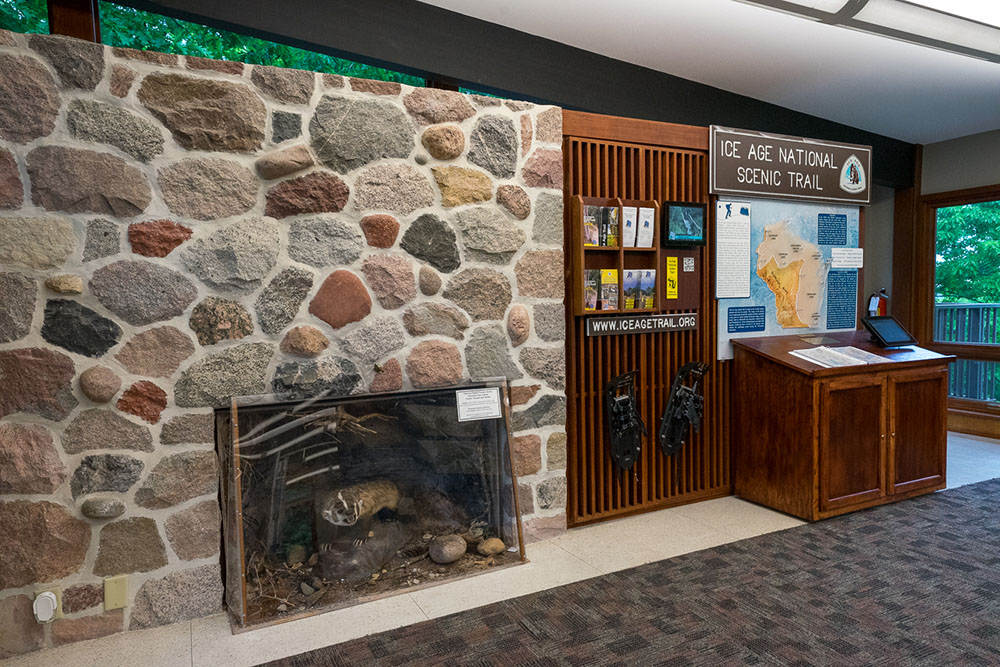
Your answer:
(840, 154), (866, 194)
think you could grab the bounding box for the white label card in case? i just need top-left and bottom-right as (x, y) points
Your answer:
(831, 247), (864, 269)
(456, 387), (502, 422)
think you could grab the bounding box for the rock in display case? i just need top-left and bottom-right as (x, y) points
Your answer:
(217, 380), (525, 629)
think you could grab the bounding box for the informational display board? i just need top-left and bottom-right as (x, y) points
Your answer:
(716, 198), (860, 360)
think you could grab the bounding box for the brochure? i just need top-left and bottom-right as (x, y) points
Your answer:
(583, 269), (600, 310)
(623, 269), (640, 310)
(638, 269), (656, 309)
(622, 206), (638, 248)
(603, 207), (620, 247)
(600, 269), (619, 310)
(636, 207), (655, 247)
(583, 206), (600, 246)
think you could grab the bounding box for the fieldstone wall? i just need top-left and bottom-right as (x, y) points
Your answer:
(0, 29), (566, 658)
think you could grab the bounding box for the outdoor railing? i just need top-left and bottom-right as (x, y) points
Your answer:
(934, 302), (1000, 402)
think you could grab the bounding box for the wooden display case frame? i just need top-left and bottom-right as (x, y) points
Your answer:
(570, 195), (660, 316)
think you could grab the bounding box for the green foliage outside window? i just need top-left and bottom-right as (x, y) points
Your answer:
(935, 200), (1000, 304)
(0, 0), (48, 34)
(98, 2), (423, 85)
(0, 0), (423, 86)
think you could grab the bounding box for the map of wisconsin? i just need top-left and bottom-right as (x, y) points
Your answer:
(756, 220), (830, 328)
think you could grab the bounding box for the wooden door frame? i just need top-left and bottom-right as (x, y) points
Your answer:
(911, 182), (1000, 437)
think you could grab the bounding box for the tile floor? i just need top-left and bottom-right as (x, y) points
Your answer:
(10, 432), (999, 667)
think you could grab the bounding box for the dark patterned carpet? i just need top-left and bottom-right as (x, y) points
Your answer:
(260, 479), (1000, 666)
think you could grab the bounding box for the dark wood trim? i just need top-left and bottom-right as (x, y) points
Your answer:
(891, 145), (922, 335)
(562, 110), (708, 151)
(948, 403), (1000, 438)
(47, 0), (101, 41)
(920, 182), (1000, 206)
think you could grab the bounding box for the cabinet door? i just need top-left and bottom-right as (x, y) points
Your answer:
(889, 369), (948, 494)
(819, 376), (886, 512)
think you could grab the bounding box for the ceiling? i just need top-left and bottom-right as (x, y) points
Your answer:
(416, 0), (1000, 145)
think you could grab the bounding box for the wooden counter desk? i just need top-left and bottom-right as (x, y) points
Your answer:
(732, 331), (954, 521)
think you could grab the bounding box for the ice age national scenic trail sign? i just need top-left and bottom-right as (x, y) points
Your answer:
(710, 127), (871, 205)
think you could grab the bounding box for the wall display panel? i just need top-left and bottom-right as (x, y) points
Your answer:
(563, 118), (731, 527)
(716, 199), (861, 360)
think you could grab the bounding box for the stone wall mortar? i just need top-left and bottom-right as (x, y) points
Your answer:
(0, 31), (564, 657)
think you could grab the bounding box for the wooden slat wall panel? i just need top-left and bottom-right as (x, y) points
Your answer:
(564, 136), (732, 527)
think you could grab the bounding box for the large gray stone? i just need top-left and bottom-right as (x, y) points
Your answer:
(467, 115), (518, 179)
(62, 409), (153, 454)
(271, 357), (362, 400)
(28, 33), (104, 90)
(135, 452), (217, 509)
(403, 88), (476, 125)
(70, 454), (144, 499)
(519, 346), (565, 390)
(158, 158), (257, 220)
(90, 260), (198, 326)
(537, 476), (567, 510)
(251, 65), (314, 104)
(466, 325), (523, 380)
(83, 219), (120, 262)
(180, 218), (279, 293)
(532, 192), (564, 245)
(340, 317), (406, 363)
(354, 163), (433, 215)
(511, 394), (566, 431)
(255, 267), (314, 335)
(160, 414), (215, 445)
(175, 343), (274, 407)
(402, 303), (469, 340)
(288, 217), (363, 268)
(93, 517), (168, 576)
(309, 94), (415, 173)
(271, 110), (301, 143)
(533, 303), (566, 342)
(138, 73), (265, 152)
(400, 213), (460, 273)
(0, 217), (75, 270)
(443, 268), (513, 321)
(165, 500), (220, 560)
(28, 146), (151, 217)
(454, 206), (525, 263)
(0, 273), (35, 344)
(41, 299), (122, 358)
(0, 52), (60, 143)
(66, 99), (164, 163)
(130, 564), (222, 630)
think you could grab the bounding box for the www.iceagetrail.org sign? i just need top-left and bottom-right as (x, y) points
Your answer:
(710, 126), (871, 205)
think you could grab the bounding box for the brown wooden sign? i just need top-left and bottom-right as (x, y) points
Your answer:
(710, 126), (871, 204)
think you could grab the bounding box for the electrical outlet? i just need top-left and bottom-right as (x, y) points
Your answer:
(35, 587), (62, 620)
(104, 575), (128, 611)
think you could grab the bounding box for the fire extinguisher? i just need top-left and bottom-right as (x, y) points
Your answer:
(868, 287), (888, 317)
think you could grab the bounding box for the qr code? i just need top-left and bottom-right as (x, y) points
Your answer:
(683, 257), (695, 272)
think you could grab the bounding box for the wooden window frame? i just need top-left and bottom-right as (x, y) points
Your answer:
(915, 183), (1000, 436)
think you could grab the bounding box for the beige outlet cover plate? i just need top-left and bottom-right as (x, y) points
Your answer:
(104, 575), (128, 611)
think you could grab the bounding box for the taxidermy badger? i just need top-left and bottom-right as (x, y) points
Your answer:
(319, 480), (400, 546)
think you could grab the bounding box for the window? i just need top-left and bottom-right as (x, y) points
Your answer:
(98, 2), (424, 85)
(933, 199), (1000, 403)
(0, 0), (48, 34)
